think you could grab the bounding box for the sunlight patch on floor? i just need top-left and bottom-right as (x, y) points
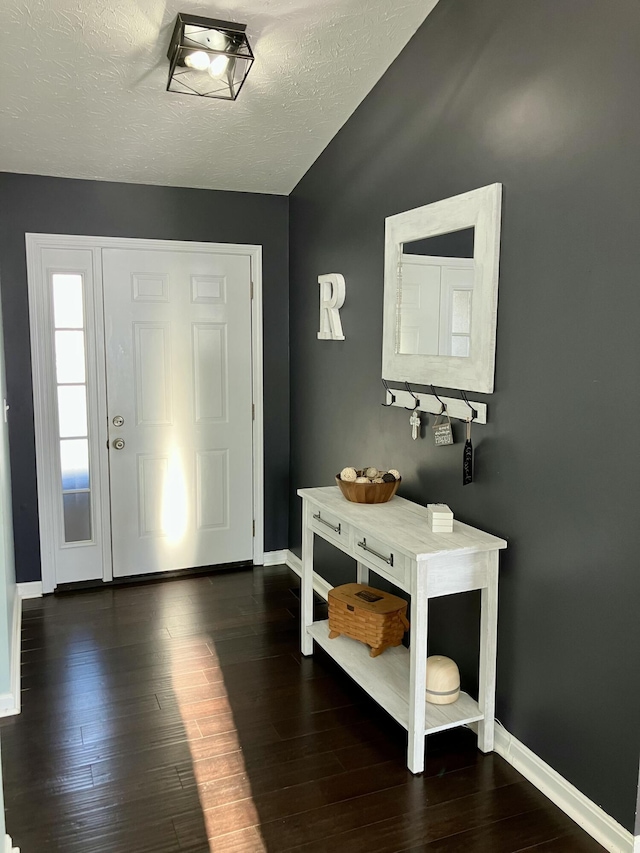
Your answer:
(167, 630), (268, 851)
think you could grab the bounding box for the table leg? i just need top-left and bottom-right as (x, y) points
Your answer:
(477, 551), (499, 752)
(407, 561), (428, 773)
(356, 561), (369, 585)
(301, 501), (315, 657)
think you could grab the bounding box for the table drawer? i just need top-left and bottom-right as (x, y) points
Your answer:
(311, 508), (351, 550)
(353, 529), (407, 588)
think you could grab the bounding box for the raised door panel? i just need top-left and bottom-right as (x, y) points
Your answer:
(134, 323), (173, 425)
(196, 450), (229, 531)
(137, 455), (169, 537)
(193, 323), (227, 423)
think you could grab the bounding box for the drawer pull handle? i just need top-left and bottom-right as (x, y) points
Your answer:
(357, 538), (394, 567)
(313, 512), (341, 534)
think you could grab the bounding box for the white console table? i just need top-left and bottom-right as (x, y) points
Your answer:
(298, 486), (507, 773)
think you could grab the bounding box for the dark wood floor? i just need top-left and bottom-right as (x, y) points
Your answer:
(0, 566), (604, 852)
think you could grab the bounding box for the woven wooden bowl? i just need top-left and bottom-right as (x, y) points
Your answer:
(335, 475), (401, 504)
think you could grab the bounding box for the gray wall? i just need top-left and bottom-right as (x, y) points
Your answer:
(289, 0), (640, 833)
(0, 173), (290, 583)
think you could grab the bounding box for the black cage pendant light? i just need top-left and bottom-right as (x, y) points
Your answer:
(167, 14), (254, 100)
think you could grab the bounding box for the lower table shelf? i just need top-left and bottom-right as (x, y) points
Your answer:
(307, 619), (484, 734)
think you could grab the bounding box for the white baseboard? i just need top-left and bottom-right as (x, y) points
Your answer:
(262, 550), (288, 567)
(5, 834), (18, 852)
(0, 592), (21, 718)
(17, 581), (42, 599)
(491, 722), (634, 853)
(285, 550), (333, 601)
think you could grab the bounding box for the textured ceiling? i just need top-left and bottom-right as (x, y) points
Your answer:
(0, 0), (439, 194)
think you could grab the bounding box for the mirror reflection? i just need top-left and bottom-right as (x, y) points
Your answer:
(397, 228), (475, 358)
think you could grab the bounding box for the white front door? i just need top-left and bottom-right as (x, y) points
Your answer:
(103, 248), (254, 577)
(27, 236), (262, 592)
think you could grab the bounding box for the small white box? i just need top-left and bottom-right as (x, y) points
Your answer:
(427, 503), (453, 533)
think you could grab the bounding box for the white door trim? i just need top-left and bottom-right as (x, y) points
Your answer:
(26, 234), (264, 593)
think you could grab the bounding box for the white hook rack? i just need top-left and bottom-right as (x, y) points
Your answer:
(384, 388), (487, 424)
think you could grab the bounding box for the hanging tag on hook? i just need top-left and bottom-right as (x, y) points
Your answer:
(463, 419), (473, 485)
(432, 411), (453, 446)
(409, 409), (421, 440)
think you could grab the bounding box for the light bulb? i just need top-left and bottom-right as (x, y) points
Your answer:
(208, 54), (230, 78)
(184, 51), (211, 71)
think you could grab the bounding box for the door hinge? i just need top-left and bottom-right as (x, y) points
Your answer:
(250, 280), (254, 300)
(252, 403), (255, 420)
(252, 520), (255, 537)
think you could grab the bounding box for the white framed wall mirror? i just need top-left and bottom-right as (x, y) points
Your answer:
(382, 183), (502, 393)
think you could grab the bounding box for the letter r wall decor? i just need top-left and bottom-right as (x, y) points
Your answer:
(317, 273), (346, 341)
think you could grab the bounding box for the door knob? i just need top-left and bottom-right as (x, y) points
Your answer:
(112, 415), (124, 427)
(112, 438), (125, 450)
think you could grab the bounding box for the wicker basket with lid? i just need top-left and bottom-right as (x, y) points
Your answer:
(328, 583), (409, 657)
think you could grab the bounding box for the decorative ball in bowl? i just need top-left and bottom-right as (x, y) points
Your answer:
(335, 467), (401, 504)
